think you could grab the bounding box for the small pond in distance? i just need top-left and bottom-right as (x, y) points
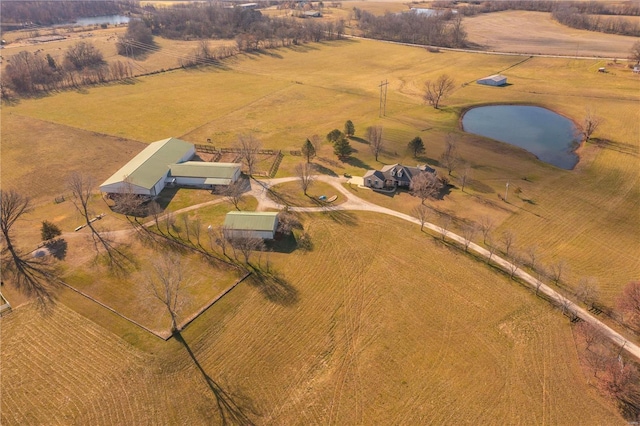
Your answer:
(462, 105), (580, 170)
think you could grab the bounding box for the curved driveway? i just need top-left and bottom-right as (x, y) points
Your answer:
(249, 175), (640, 361)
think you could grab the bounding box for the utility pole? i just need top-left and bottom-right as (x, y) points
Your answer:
(505, 180), (510, 202)
(379, 79), (388, 117)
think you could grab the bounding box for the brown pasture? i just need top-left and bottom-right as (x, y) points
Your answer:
(463, 10), (639, 58)
(0, 213), (626, 424)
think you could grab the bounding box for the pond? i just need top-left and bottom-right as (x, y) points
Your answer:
(461, 105), (580, 170)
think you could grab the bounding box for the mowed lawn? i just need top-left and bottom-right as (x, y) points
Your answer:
(4, 38), (636, 303)
(0, 213), (624, 425)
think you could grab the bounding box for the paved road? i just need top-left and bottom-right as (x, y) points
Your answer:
(248, 175), (640, 361)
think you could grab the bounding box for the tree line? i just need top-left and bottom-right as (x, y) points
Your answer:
(143, 3), (344, 47)
(354, 8), (467, 48)
(432, 0), (640, 37)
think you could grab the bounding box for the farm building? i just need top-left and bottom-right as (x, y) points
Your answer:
(100, 137), (195, 197)
(477, 74), (507, 86)
(223, 211), (279, 240)
(169, 162), (241, 188)
(303, 10), (322, 18)
(363, 164), (436, 190)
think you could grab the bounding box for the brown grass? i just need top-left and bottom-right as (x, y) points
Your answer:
(0, 213), (625, 424)
(463, 10), (640, 57)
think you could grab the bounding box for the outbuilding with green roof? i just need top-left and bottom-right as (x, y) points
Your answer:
(223, 211), (279, 240)
(100, 137), (195, 197)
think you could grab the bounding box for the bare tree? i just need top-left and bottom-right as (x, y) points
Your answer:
(0, 189), (59, 310)
(500, 230), (515, 257)
(410, 172), (442, 204)
(225, 179), (246, 211)
(526, 244), (539, 270)
(213, 225), (231, 257)
(550, 259), (568, 285)
(438, 216), (451, 241)
(310, 134), (322, 153)
(577, 276), (600, 309)
(462, 223), (478, 252)
(366, 125), (384, 162)
(68, 172), (127, 269)
(424, 74), (455, 109)
(630, 41), (640, 63)
(277, 211), (301, 236)
(597, 358), (640, 415)
(230, 231), (265, 265)
(580, 108), (601, 142)
(412, 204), (430, 231)
(459, 164), (471, 192)
(235, 134), (261, 175)
(479, 215), (494, 244)
(440, 134), (460, 176)
(617, 281), (640, 330)
(507, 255), (520, 279)
(145, 253), (190, 333)
(486, 237), (497, 264)
(295, 162), (315, 196)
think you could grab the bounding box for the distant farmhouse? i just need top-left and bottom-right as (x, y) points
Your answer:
(303, 10), (322, 18)
(224, 211), (280, 240)
(100, 137), (241, 197)
(363, 164), (436, 190)
(477, 74), (507, 86)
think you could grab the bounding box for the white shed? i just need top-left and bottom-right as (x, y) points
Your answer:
(169, 162), (241, 188)
(100, 137), (195, 197)
(477, 74), (507, 86)
(223, 211), (279, 240)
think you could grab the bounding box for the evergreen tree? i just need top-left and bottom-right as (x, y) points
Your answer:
(301, 138), (316, 163)
(41, 220), (62, 241)
(333, 135), (353, 161)
(344, 120), (355, 137)
(408, 136), (425, 158)
(327, 129), (343, 143)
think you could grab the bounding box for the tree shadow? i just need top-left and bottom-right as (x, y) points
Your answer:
(349, 136), (369, 144)
(344, 157), (371, 170)
(174, 332), (257, 426)
(311, 163), (338, 177)
(45, 239), (67, 260)
(247, 268), (299, 306)
(266, 233), (297, 254)
(466, 179), (493, 194)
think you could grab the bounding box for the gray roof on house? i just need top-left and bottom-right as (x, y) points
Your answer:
(224, 211), (279, 231)
(365, 164), (435, 184)
(101, 137), (193, 190)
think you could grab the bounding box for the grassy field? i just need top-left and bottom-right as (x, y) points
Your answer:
(463, 10), (640, 57)
(0, 214), (625, 424)
(1, 35), (638, 423)
(3, 38), (637, 303)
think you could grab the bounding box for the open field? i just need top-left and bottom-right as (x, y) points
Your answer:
(0, 214), (625, 424)
(463, 10), (640, 57)
(1, 35), (638, 423)
(3, 38), (637, 304)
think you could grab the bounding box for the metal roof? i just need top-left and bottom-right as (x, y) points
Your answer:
(170, 162), (241, 179)
(101, 138), (193, 190)
(224, 211), (279, 231)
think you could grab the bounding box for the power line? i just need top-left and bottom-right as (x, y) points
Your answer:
(378, 79), (388, 117)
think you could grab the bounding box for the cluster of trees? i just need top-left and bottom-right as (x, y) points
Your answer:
(1, 1), (132, 26)
(116, 19), (155, 56)
(431, 0), (640, 37)
(143, 4), (344, 47)
(434, 0), (640, 17)
(326, 123), (355, 161)
(354, 8), (467, 48)
(553, 6), (640, 37)
(2, 42), (134, 97)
